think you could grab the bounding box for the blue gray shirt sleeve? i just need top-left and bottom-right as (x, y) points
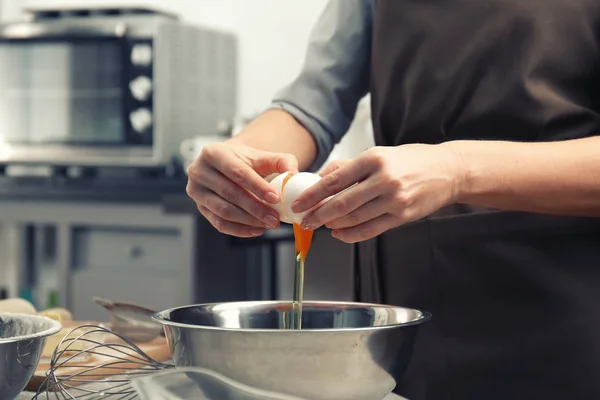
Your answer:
(266, 0), (375, 172)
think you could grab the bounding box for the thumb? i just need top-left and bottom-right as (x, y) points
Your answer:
(251, 150), (299, 177)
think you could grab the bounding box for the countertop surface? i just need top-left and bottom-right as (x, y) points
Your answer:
(0, 174), (303, 253)
(0, 173), (301, 243)
(0, 174), (191, 206)
(18, 392), (407, 399)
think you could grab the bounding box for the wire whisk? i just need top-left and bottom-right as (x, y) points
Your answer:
(32, 324), (173, 399)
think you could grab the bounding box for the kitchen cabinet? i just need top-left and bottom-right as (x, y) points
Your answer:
(70, 225), (194, 319)
(0, 175), (359, 321)
(0, 200), (197, 320)
(0, 198), (259, 320)
(72, 226), (186, 274)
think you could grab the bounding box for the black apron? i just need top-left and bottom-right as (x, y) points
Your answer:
(360, 1), (600, 399)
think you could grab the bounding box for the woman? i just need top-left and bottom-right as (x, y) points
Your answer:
(186, 1), (600, 399)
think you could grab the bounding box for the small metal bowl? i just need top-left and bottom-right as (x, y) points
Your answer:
(0, 312), (62, 400)
(153, 301), (430, 400)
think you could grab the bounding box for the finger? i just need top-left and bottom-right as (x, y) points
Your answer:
(202, 145), (281, 204)
(199, 205), (265, 238)
(195, 165), (281, 228)
(331, 214), (399, 243)
(198, 187), (269, 228)
(300, 182), (382, 230)
(325, 196), (388, 230)
(292, 158), (371, 213)
(250, 150), (299, 177)
(318, 159), (351, 177)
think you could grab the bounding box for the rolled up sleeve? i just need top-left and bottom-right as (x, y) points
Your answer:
(267, 0), (375, 172)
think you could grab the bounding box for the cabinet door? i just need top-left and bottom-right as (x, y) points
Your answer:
(70, 226), (192, 321)
(70, 270), (184, 321)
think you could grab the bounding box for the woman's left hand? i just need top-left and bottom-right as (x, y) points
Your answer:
(291, 143), (465, 243)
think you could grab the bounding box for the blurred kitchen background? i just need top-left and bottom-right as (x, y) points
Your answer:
(0, 0), (375, 321)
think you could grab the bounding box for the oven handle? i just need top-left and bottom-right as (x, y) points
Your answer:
(0, 22), (127, 39)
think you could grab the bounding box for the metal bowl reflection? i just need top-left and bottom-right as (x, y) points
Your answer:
(0, 313), (62, 400)
(152, 301), (430, 400)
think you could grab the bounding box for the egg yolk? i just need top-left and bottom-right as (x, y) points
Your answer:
(279, 173), (314, 260)
(293, 223), (314, 261)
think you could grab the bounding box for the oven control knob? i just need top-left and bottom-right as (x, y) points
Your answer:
(129, 108), (152, 133)
(131, 44), (152, 66)
(129, 76), (152, 101)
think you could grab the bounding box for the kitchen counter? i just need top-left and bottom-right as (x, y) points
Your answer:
(0, 173), (295, 238)
(0, 174), (190, 207)
(17, 390), (407, 399)
(0, 174), (294, 230)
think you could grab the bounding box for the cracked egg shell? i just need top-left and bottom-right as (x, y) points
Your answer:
(267, 172), (293, 224)
(267, 172), (330, 225)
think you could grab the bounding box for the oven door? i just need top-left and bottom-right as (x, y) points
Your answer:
(0, 23), (153, 166)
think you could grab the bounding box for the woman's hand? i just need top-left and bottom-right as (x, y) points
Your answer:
(186, 141), (299, 237)
(291, 144), (464, 243)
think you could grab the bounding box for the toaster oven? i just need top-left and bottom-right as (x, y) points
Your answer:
(0, 5), (237, 170)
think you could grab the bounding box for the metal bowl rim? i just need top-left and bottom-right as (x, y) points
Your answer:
(151, 300), (432, 333)
(0, 312), (62, 344)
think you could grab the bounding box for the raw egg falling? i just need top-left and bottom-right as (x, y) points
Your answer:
(268, 171), (331, 329)
(269, 171), (329, 259)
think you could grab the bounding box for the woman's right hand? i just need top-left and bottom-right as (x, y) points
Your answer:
(186, 141), (299, 237)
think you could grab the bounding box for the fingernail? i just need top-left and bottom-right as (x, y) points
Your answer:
(301, 219), (313, 231)
(251, 228), (264, 236)
(264, 215), (279, 229)
(331, 230), (338, 238)
(291, 200), (302, 212)
(264, 192), (279, 204)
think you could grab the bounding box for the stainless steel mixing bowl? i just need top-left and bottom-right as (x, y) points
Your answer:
(152, 301), (430, 400)
(0, 312), (62, 400)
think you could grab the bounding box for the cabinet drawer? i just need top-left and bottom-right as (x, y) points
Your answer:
(73, 227), (182, 272)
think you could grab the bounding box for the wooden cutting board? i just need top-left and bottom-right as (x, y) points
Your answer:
(26, 320), (172, 393)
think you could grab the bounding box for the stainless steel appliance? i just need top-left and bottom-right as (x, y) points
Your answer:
(0, 5), (238, 170)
